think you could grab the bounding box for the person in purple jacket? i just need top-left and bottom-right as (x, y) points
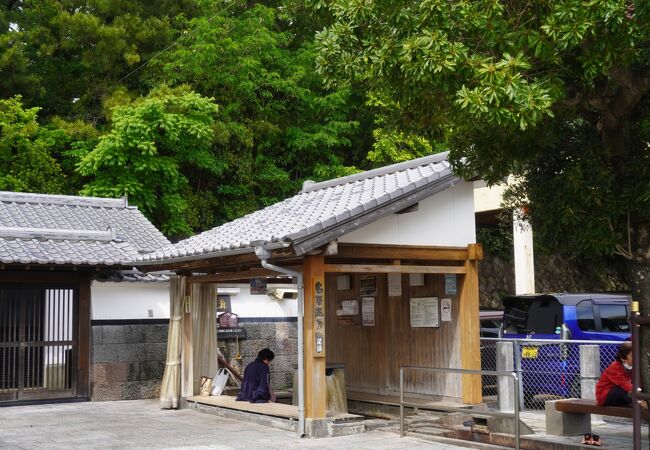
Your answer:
(236, 348), (276, 403)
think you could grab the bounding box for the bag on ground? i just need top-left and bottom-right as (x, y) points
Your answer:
(210, 369), (229, 396)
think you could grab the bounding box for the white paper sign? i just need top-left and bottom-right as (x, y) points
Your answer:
(362, 297), (375, 326)
(441, 298), (452, 322)
(409, 297), (440, 328)
(337, 300), (359, 316)
(387, 273), (402, 297)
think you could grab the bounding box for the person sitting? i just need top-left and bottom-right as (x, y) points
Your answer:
(236, 348), (276, 403)
(596, 342), (645, 408)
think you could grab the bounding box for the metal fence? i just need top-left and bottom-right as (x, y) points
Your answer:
(399, 366), (522, 450)
(480, 337), (622, 410)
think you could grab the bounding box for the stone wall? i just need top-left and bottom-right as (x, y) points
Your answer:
(479, 253), (628, 309)
(218, 319), (297, 391)
(90, 321), (168, 401)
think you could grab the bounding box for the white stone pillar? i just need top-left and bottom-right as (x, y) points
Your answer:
(513, 209), (535, 294)
(497, 341), (515, 411)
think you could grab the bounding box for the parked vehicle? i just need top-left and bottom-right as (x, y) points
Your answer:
(501, 293), (630, 405)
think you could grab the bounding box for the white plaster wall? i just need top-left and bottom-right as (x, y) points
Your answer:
(473, 180), (506, 213)
(91, 281), (298, 320)
(91, 282), (171, 320)
(339, 182), (476, 246)
(218, 284), (298, 318)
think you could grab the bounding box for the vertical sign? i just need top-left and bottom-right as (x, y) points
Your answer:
(441, 298), (452, 322)
(445, 274), (457, 295)
(314, 280), (325, 357)
(387, 273), (402, 297)
(362, 297), (375, 326)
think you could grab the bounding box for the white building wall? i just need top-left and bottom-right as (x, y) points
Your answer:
(91, 282), (171, 320)
(91, 281), (298, 320)
(217, 284), (298, 318)
(339, 182), (476, 246)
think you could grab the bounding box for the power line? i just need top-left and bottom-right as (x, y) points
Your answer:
(116, 0), (245, 86)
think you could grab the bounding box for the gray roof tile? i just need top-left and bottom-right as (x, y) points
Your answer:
(139, 152), (460, 264)
(0, 192), (169, 266)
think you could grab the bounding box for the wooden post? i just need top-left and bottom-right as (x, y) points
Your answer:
(181, 278), (194, 397)
(77, 276), (91, 398)
(459, 243), (482, 404)
(303, 255), (327, 418)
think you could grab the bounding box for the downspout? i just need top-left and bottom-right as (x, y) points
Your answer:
(254, 246), (305, 437)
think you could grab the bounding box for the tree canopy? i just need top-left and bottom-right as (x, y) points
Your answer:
(314, 0), (650, 379)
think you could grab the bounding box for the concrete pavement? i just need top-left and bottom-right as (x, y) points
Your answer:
(0, 399), (470, 449)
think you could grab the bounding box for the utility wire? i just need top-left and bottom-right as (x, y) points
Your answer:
(116, 0), (244, 86)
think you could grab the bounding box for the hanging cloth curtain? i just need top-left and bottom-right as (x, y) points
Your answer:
(192, 283), (218, 393)
(159, 275), (185, 409)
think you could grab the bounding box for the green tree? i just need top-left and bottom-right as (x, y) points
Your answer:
(0, 96), (66, 193)
(0, 0), (199, 121)
(149, 2), (365, 227)
(78, 88), (219, 237)
(314, 1), (650, 383)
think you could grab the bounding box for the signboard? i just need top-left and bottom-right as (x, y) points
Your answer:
(313, 280), (325, 357)
(387, 273), (402, 297)
(441, 298), (452, 322)
(409, 297), (440, 328)
(217, 327), (247, 339)
(360, 276), (377, 296)
(362, 297), (375, 326)
(445, 274), (457, 295)
(336, 299), (359, 326)
(217, 295), (231, 313)
(250, 278), (267, 295)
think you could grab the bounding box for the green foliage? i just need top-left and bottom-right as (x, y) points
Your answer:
(476, 224), (513, 260)
(147, 3), (364, 227)
(78, 88), (219, 237)
(0, 96), (66, 193)
(0, 0), (199, 120)
(314, 0), (650, 263)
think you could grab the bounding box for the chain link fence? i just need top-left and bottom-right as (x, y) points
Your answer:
(481, 338), (622, 410)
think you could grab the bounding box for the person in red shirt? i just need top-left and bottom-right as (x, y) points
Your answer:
(596, 342), (645, 407)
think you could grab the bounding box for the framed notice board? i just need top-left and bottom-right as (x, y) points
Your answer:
(409, 297), (440, 328)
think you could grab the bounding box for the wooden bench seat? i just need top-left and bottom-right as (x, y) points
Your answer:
(556, 398), (649, 419)
(546, 398), (646, 436)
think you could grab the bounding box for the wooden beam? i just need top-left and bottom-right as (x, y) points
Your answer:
(323, 264), (466, 274)
(335, 243), (468, 261)
(467, 243), (484, 261)
(187, 267), (301, 283)
(303, 254), (326, 419)
(459, 256), (482, 404)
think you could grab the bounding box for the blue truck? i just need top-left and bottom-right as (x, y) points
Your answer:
(501, 293), (630, 406)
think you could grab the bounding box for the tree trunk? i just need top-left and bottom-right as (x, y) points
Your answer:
(627, 261), (650, 404)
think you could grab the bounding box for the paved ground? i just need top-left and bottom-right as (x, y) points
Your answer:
(0, 400), (469, 449)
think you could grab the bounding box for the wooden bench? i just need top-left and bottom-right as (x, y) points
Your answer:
(546, 398), (647, 436)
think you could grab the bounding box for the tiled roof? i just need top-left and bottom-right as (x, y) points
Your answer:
(0, 192), (170, 266)
(139, 152), (461, 264)
(94, 270), (171, 283)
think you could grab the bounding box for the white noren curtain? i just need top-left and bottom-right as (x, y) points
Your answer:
(159, 275), (184, 409)
(192, 283), (218, 393)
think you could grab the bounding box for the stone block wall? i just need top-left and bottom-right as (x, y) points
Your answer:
(90, 321), (168, 401)
(90, 318), (298, 400)
(479, 253), (627, 309)
(218, 319), (298, 391)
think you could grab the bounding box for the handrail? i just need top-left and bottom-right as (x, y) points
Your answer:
(630, 301), (647, 450)
(399, 366), (520, 450)
(481, 337), (625, 345)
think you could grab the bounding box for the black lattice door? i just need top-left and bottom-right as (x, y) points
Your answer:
(0, 286), (77, 402)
